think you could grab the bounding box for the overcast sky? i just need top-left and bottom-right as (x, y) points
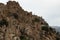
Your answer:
(0, 0), (60, 26)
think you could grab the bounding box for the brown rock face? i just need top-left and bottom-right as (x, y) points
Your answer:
(0, 1), (58, 40)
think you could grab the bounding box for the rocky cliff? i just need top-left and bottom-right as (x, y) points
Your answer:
(0, 1), (59, 40)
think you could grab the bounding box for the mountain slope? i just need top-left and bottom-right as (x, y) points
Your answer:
(0, 1), (59, 40)
(52, 26), (60, 32)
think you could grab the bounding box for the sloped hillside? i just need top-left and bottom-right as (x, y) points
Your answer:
(0, 1), (59, 40)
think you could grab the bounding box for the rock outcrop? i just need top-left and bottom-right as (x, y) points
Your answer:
(0, 1), (59, 40)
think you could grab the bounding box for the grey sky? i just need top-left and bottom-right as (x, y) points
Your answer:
(0, 0), (60, 26)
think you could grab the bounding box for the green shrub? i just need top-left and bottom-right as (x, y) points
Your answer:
(41, 26), (49, 32)
(49, 27), (53, 31)
(56, 32), (60, 40)
(0, 19), (8, 27)
(20, 35), (26, 40)
(34, 18), (40, 22)
(32, 18), (40, 22)
(44, 22), (48, 25)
